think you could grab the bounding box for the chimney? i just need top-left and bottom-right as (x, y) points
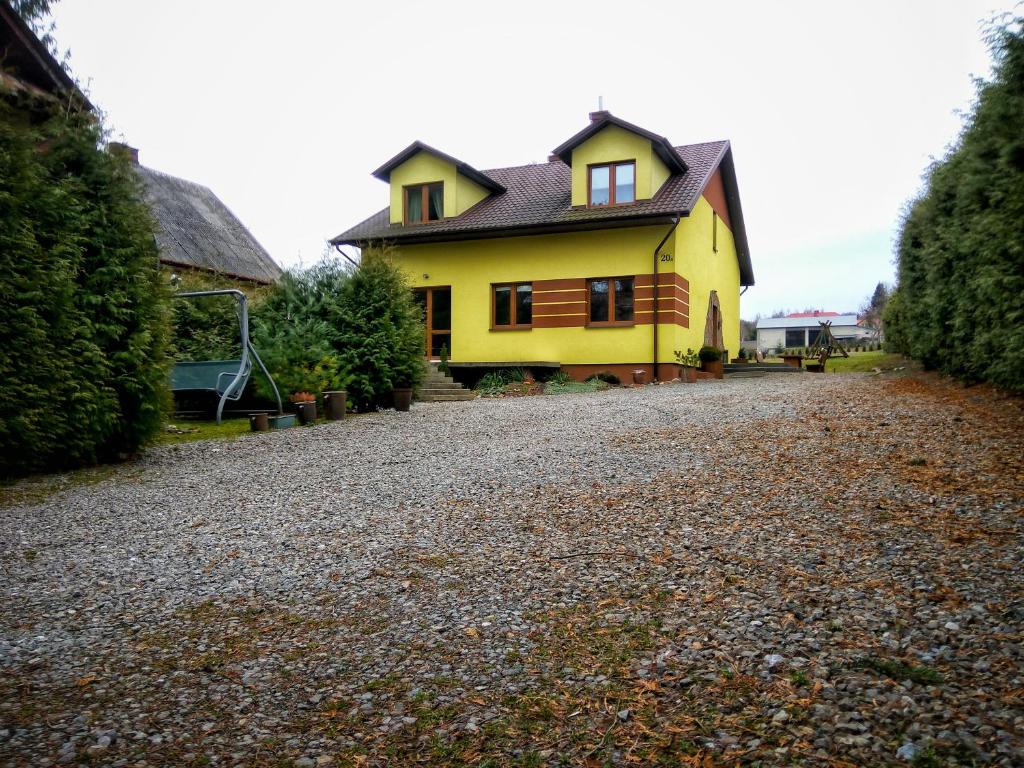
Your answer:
(589, 110), (610, 124)
(109, 142), (139, 165)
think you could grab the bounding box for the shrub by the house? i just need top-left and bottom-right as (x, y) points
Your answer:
(335, 249), (425, 410)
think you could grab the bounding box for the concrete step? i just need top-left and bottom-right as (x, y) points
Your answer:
(724, 371), (768, 378)
(421, 379), (464, 389)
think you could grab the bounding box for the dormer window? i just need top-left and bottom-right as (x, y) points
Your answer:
(405, 182), (444, 224)
(588, 161), (635, 207)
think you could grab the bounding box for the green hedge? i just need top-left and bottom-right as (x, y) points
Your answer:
(0, 98), (169, 476)
(886, 18), (1024, 392)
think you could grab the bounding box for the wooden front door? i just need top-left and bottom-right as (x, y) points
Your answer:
(413, 287), (451, 358)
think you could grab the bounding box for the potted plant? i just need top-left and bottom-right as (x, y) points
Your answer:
(673, 349), (700, 383)
(698, 346), (724, 379)
(290, 391), (317, 425)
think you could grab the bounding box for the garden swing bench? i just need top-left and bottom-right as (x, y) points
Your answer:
(169, 289), (283, 424)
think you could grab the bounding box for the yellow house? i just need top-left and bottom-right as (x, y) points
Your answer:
(331, 111), (753, 382)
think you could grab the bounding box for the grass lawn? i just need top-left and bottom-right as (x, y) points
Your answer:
(155, 417), (256, 445)
(824, 350), (908, 373)
(762, 350), (908, 374)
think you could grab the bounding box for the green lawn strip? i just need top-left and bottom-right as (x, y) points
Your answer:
(543, 381), (605, 395)
(154, 417), (256, 445)
(825, 351), (907, 373)
(0, 464), (130, 509)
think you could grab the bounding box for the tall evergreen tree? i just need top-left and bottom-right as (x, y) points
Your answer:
(887, 15), (1024, 392)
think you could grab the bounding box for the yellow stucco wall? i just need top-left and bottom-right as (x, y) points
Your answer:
(395, 226), (677, 364)
(569, 125), (670, 207)
(671, 196), (741, 357)
(387, 151), (490, 224)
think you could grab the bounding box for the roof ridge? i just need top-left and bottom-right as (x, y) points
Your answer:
(138, 164), (218, 197)
(479, 140), (728, 176)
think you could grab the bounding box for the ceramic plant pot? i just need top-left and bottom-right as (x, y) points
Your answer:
(392, 388), (413, 412)
(295, 401), (317, 425)
(323, 390), (347, 420)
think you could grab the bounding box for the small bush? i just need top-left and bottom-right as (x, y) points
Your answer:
(698, 346), (722, 363)
(546, 370), (573, 385)
(476, 372), (507, 396)
(506, 367), (528, 383)
(438, 343), (450, 377)
(586, 371), (620, 386)
(674, 348), (700, 367)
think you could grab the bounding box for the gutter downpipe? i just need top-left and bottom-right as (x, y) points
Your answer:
(332, 242), (360, 267)
(652, 216), (680, 382)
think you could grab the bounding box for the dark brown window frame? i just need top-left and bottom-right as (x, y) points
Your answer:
(403, 181), (444, 225)
(490, 282), (533, 331)
(586, 276), (636, 327)
(587, 160), (636, 208)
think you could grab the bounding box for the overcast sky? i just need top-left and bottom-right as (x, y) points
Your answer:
(51, 0), (1012, 318)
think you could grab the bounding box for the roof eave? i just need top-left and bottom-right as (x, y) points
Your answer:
(0, 2), (93, 110)
(331, 213), (685, 248)
(716, 146), (754, 287)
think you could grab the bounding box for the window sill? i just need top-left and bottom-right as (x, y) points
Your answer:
(586, 201), (637, 210)
(586, 321), (636, 328)
(490, 325), (533, 332)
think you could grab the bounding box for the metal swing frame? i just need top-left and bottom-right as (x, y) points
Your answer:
(171, 289), (283, 424)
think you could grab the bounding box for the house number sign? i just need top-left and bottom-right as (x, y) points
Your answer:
(660, 253), (674, 262)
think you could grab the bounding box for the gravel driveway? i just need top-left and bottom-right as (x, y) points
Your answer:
(1, 374), (1022, 767)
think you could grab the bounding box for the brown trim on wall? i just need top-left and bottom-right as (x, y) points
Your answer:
(533, 314), (587, 328)
(500, 272), (691, 328)
(534, 290), (586, 305)
(533, 277), (586, 293)
(701, 168), (732, 230)
(532, 301), (586, 316)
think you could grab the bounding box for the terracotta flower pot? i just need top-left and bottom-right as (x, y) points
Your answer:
(632, 369), (647, 385)
(702, 360), (724, 379)
(249, 413), (269, 431)
(681, 366), (698, 383)
(392, 387), (413, 412)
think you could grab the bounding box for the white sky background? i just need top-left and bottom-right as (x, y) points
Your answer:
(51, 0), (1013, 319)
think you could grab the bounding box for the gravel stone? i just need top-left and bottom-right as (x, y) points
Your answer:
(1, 375), (1021, 766)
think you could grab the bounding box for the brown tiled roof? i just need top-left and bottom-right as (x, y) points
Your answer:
(331, 140), (753, 285)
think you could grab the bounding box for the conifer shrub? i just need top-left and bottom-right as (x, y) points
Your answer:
(335, 249), (425, 410)
(251, 270), (346, 402)
(251, 250), (424, 411)
(0, 100), (169, 476)
(888, 17), (1024, 392)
